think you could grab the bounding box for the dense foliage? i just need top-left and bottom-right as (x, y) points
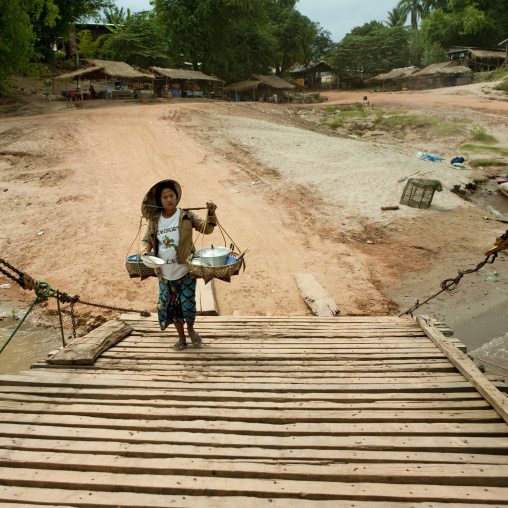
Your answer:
(327, 22), (411, 87)
(1, 0), (507, 95)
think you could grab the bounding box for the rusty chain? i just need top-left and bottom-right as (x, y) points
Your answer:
(0, 259), (151, 338)
(400, 229), (508, 317)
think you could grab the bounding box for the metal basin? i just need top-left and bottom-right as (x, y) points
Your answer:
(192, 246), (231, 266)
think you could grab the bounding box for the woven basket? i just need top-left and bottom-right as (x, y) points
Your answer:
(125, 254), (156, 278)
(186, 252), (244, 284)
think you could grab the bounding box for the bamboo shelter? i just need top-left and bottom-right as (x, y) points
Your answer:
(53, 59), (155, 100)
(408, 62), (472, 90)
(364, 66), (419, 91)
(150, 67), (225, 98)
(224, 74), (295, 102)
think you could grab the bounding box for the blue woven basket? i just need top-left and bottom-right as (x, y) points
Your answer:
(125, 254), (156, 278)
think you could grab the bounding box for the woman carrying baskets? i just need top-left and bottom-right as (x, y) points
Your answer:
(140, 179), (217, 350)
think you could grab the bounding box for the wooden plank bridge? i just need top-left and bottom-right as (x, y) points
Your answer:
(0, 314), (507, 507)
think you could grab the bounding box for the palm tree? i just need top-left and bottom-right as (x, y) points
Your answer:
(102, 7), (129, 25)
(396, 0), (433, 32)
(384, 6), (408, 27)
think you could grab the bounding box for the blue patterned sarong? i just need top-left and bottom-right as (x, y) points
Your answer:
(157, 274), (196, 329)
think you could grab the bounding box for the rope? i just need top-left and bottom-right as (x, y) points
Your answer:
(400, 230), (508, 317)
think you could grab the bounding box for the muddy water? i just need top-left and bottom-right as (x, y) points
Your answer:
(0, 306), (61, 375)
(473, 178), (508, 221)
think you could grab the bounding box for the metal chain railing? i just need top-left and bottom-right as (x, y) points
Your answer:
(400, 229), (508, 317)
(0, 259), (151, 354)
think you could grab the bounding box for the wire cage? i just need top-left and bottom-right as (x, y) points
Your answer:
(400, 178), (443, 209)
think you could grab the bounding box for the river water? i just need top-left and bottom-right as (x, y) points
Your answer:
(0, 306), (62, 375)
(0, 181), (506, 376)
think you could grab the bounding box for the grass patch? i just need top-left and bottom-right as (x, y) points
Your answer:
(329, 118), (344, 129)
(494, 80), (508, 94)
(469, 124), (498, 144)
(460, 144), (508, 156)
(378, 113), (465, 137)
(469, 158), (507, 168)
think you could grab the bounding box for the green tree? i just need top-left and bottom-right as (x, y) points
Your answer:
(397, 0), (434, 32)
(32, 0), (113, 62)
(76, 29), (104, 59)
(327, 23), (411, 87)
(102, 12), (171, 68)
(420, 0), (507, 49)
(154, 0), (277, 82)
(384, 6), (408, 27)
(102, 6), (129, 24)
(0, 0), (59, 95)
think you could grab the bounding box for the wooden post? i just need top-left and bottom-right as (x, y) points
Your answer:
(417, 315), (508, 424)
(48, 320), (132, 365)
(294, 273), (340, 316)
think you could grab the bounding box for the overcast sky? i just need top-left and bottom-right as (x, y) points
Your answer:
(114, 0), (400, 43)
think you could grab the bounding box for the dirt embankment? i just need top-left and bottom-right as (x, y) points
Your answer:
(0, 80), (507, 350)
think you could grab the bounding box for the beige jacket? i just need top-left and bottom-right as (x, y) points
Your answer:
(140, 208), (217, 270)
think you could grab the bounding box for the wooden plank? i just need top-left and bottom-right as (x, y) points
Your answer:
(295, 273), (341, 316)
(0, 402), (501, 423)
(21, 369), (464, 380)
(1, 422), (507, 453)
(9, 372), (470, 385)
(0, 385), (485, 402)
(196, 278), (218, 316)
(417, 315), (508, 425)
(48, 320), (132, 365)
(0, 486), (505, 508)
(0, 392), (491, 410)
(3, 436), (508, 463)
(0, 374), (480, 392)
(1, 449), (508, 486)
(1, 467), (508, 503)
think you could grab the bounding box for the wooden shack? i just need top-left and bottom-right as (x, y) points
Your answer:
(150, 67), (225, 99)
(408, 62), (472, 90)
(224, 74), (295, 102)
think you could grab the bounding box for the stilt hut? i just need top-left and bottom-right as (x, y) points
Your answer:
(53, 59), (155, 100)
(223, 75), (295, 102)
(150, 67), (225, 98)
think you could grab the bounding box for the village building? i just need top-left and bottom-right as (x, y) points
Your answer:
(288, 61), (335, 88)
(447, 46), (507, 72)
(223, 74), (295, 102)
(149, 67), (225, 99)
(407, 61), (472, 90)
(364, 66), (420, 91)
(53, 59), (155, 100)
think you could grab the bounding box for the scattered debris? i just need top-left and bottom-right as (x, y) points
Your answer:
(381, 205), (399, 211)
(0, 284), (11, 289)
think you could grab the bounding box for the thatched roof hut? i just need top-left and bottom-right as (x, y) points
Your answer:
(150, 67), (224, 83)
(224, 74), (295, 97)
(407, 62), (472, 90)
(408, 62), (471, 78)
(364, 66), (419, 84)
(251, 74), (295, 90)
(55, 59), (155, 81)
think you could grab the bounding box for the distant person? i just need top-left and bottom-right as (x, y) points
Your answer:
(140, 179), (218, 350)
(89, 84), (95, 99)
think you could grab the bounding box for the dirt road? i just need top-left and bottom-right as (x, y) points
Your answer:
(0, 85), (507, 349)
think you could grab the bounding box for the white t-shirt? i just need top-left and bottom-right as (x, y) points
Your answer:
(156, 209), (189, 281)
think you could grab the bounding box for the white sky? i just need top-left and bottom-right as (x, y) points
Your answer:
(114, 0), (400, 43)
